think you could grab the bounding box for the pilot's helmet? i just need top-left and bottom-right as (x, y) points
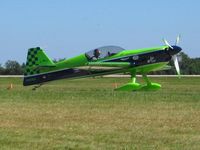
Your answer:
(94, 49), (101, 58)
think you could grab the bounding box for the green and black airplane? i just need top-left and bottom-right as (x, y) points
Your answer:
(23, 36), (182, 91)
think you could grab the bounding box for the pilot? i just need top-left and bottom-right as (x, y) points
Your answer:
(92, 49), (101, 60)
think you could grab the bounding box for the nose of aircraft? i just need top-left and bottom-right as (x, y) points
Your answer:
(168, 46), (182, 55)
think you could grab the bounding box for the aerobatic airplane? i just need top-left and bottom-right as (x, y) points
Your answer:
(23, 36), (182, 91)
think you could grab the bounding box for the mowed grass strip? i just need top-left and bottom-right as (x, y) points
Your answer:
(0, 77), (200, 150)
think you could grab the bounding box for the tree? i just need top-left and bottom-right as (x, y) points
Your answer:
(4, 60), (23, 75)
(0, 64), (5, 75)
(53, 58), (65, 63)
(21, 62), (26, 74)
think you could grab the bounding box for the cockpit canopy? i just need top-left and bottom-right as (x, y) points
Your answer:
(85, 46), (125, 61)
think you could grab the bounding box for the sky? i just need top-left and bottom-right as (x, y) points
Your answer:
(0, 0), (200, 64)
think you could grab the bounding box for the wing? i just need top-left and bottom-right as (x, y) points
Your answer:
(153, 65), (172, 71)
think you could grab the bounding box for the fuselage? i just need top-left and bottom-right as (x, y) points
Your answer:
(23, 45), (182, 86)
(45, 45), (175, 74)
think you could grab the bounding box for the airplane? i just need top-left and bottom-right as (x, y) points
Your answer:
(23, 36), (182, 91)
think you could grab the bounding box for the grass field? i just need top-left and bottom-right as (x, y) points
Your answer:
(0, 77), (200, 150)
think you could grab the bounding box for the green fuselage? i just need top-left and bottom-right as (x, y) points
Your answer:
(24, 45), (180, 86)
(44, 46), (168, 74)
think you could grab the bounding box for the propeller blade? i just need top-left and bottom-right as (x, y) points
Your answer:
(173, 55), (181, 77)
(175, 35), (181, 45)
(163, 39), (173, 49)
(177, 53), (182, 62)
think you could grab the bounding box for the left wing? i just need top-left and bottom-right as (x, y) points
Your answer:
(153, 65), (172, 71)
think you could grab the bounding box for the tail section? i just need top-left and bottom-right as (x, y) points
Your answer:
(23, 47), (91, 86)
(23, 47), (57, 86)
(24, 47), (55, 76)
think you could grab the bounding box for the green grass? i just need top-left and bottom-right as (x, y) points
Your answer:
(0, 77), (200, 150)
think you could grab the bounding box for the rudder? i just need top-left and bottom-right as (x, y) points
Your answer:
(24, 47), (55, 76)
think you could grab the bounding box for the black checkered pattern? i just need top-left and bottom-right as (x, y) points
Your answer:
(25, 47), (41, 76)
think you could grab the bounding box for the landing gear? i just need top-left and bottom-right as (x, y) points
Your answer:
(140, 74), (161, 91)
(114, 73), (161, 91)
(114, 72), (141, 91)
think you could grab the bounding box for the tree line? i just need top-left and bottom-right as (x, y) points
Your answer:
(0, 52), (199, 75)
(0, 61), (25, 75)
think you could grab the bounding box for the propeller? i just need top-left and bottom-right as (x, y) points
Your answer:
(175, 35), (181, 46)
(163, 39), (173, 49)
(173, 55), (181, 77)
(163, 35), (181, 77)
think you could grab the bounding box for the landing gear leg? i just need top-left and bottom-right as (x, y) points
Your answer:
(141, 74), (161, 91)
(114, 72), (141, 91)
